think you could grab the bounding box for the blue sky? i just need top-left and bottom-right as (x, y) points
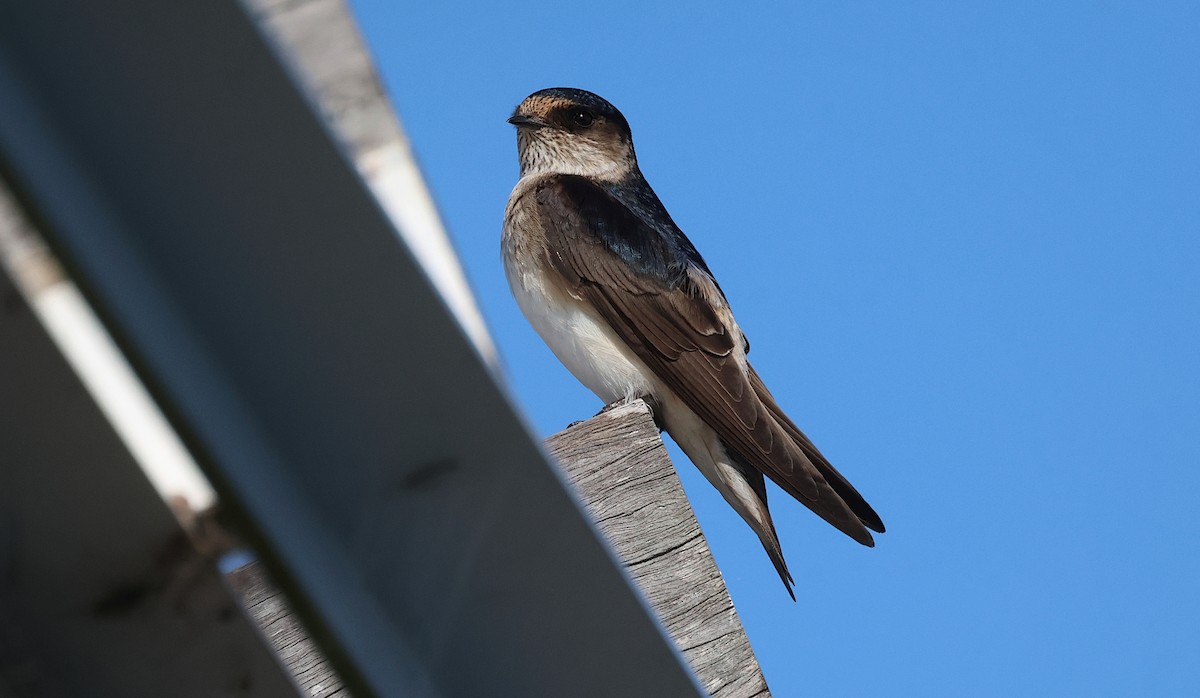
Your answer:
(346, 2), (1199, 695)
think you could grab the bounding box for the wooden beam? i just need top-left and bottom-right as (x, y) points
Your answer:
(226, 563), (348, 698)
(546, 400), (771, 698)
(226, 401), (770, 697)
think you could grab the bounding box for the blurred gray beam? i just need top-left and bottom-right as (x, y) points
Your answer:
(243, 0), (497, 363)
(0, 249), (299, 698)
(223, 402), (773, 698)
(0, 2), (702, 697)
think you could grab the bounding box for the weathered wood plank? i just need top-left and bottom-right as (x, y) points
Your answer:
(546, 400), (771, 698)
(226, 564), (349, 698)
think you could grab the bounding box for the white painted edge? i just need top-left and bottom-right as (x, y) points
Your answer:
(27, 281), (217, 512)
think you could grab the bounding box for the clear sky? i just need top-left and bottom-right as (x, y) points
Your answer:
(346, 2), (1199, 695)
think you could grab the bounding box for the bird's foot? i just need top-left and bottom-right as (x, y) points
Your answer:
(594, 399), (626, 417)
(567, 396), (649, 429)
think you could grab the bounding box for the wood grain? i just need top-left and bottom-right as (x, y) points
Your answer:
(547, 400), (771, 698)
(227, 564), (348, 698)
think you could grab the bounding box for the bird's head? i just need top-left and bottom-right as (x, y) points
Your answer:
(508, 88), (636, 181)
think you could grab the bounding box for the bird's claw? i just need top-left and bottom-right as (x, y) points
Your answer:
(594, 400), (625, 416)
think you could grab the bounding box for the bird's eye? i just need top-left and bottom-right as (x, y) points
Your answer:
(572, 110), (594, 128)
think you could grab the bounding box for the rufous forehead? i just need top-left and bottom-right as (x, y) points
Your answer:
(516, 95), (576, 117)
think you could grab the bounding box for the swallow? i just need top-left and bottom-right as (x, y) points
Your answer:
(502, 87), (884, 598)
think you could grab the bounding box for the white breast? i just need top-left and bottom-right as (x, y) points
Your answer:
(503, 254), (655, 405)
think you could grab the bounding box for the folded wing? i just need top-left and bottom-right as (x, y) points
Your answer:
(532, 175), (883, 544)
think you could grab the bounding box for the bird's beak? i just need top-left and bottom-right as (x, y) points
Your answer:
(507, 114), (550, 129)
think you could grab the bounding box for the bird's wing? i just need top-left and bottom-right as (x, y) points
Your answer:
(532, 175), (880, 544)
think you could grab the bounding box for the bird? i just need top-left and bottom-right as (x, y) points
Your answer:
(502, 87), (884, 598)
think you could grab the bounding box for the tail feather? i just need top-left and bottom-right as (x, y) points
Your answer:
(726, 450), (796, 600)
(747, 365), (886, 536)
(762, 529), (796, 601)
